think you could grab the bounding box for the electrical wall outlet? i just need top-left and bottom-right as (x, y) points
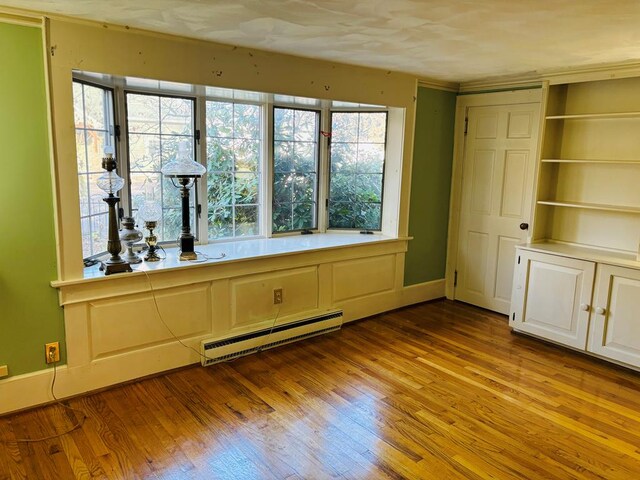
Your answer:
(45, 342), (60, 364)
(273, 288), (283, 305)
(0, 365), (8, 378)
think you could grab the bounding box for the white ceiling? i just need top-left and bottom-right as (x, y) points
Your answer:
(6, 0), (640, 83)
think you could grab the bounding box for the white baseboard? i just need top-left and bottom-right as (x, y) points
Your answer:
(0, 278), (445, 415)
(399, 279), (446, 307)
(0, 337), (205, 415)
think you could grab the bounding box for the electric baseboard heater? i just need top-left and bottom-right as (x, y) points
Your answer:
(200, 310), (344, 366)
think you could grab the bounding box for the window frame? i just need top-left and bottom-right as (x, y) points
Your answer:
(203, 95), (265, 243)
(271, 104), (322, 234)
(122, 89), (200, 245)
(72, 78), (118, 261)
(327, 109), (389, 232)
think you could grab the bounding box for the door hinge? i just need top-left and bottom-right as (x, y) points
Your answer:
(195, 129), (201, 145)
(464, 117), (468, 135)
(518, 255), (521, 265)
(197, 204), (202, 218)
(454, 270), (458, 287)
(512, 312), (515, 321)
(325, 198), (329, 208)
(114, 125), (121, 141)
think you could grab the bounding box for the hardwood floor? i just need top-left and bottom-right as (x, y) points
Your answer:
(2, 299), (640, 479)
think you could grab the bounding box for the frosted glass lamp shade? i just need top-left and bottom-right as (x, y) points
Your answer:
(96, 170), (124, 195)
(161, 144), (206, 178)
(139, 201), (162, 222)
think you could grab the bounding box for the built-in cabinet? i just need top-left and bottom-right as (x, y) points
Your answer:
(510, 75), (640, 370)
(510, 249), (594, 350)
(511, 246), (640, 369)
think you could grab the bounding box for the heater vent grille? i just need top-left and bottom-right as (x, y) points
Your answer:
(201, 311), (343, 366)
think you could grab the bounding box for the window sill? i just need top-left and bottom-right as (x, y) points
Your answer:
(52, 233), (409, 288)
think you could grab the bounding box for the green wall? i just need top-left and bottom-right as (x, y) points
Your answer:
(404, 87), (456, 285)
(0, 22), (65, 377)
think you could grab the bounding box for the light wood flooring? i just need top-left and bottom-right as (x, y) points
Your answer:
(2, 300), (640, 479)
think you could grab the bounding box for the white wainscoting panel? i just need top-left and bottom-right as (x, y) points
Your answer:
(230, 266), (319, 330)
(332, 254), (396, 302)
(89, 282), (211, 358)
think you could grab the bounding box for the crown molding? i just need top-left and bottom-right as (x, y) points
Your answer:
(542, 60), (640, 85)
(0, 7), (44, 27)
(459, 74), (542, 94)
(460, 59), (640, 92)
(417, 78), (459, 92)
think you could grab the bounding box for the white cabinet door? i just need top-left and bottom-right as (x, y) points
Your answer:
(588, 264), (640, 368)
(510, 251), (595, 349)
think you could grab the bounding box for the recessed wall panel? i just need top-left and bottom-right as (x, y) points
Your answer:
(333, 255), (395, 302)
(230, 267), (318, 329)
(89, 283), (211, 358)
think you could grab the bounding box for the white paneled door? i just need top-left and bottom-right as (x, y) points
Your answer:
(455, 103), (540, 314)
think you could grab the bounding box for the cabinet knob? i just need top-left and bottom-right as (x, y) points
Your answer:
(595, 306), (606, 315)
(580, 303), (589, 311)
(519, 223), (529, 231)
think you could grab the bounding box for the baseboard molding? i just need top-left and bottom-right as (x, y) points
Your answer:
(0, 279), (445, 415)
(399, 279), (446, 307)
(0, 337), (204, 415)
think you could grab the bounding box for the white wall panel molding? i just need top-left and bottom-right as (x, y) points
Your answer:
(2, 249), (447, 415)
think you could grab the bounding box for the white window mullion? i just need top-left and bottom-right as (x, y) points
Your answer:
(113, 85), (131, 217)
(196, 94), (208, 244)
(264, 96), (274, 238)
(317, 101), (331, 232)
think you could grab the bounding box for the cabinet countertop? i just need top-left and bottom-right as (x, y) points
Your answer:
(517, 242), (640, 269)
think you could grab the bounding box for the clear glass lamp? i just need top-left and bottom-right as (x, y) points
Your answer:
(96, 146), (132, 275)
(160, 144), (206, 261)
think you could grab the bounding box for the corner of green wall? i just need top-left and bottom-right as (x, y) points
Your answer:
(404, 87), (456, 286)
(0, 22), (65, 377)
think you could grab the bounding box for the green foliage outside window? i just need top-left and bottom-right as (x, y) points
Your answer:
(272, 107), (319, 232)
(328, 112), (387, 230)
(206, 101), (260, 239)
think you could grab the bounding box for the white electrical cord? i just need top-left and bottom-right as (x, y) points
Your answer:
(4, 359), (87, 444)
(141, 269), (280, 364)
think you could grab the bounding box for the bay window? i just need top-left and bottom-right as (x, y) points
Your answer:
(72, 74), (391, 263)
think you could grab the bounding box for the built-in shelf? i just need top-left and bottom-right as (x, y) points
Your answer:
(537, 200), (640, 214)
(541, 158), (640, 165)
(546, 112), (640, 120)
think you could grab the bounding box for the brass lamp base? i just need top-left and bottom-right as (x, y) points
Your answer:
(144, 248), (162, 262)
(179, 251), (198, 261)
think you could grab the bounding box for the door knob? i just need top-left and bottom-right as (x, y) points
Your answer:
(519, 223), (529, 230)
(580, 303), (589, 311)
(595, 306), (606, 315)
